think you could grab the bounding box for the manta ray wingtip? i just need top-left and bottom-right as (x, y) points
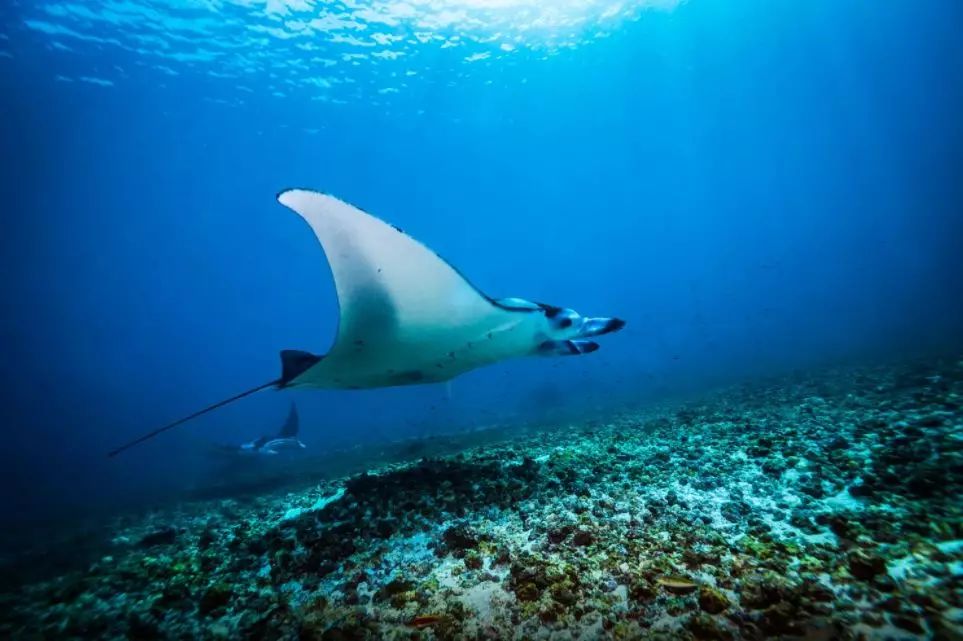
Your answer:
(276, 188), (299, 203)
(277, 187), (337, 202)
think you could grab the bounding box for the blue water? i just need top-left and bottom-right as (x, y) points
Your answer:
(1, 0), (961, 523)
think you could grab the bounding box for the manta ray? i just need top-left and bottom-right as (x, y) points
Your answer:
(240, 402), (306, 455)
(108, 189), (625, 457)
(208, 402), (306, 457)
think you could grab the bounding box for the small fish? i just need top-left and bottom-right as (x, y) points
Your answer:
(657, 575), (697, 594)
(408, 615), (444, 628)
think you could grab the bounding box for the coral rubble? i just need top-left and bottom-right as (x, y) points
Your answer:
(2, 357), (961, 640)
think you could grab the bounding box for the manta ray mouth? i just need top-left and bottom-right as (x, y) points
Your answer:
(579, 317), (626, 338)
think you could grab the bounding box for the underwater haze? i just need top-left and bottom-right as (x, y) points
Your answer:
(1, 0), (963, 638)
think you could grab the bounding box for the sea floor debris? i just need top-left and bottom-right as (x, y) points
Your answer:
(2, 357), (962, 640)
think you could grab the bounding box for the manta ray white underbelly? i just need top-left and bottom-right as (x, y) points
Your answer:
(107, 189), (625, 457)
(276, 190), (548, 389)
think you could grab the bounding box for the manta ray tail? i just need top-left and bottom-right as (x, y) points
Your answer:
(107, 350), (322, 458)
(106, 380), (279, 458)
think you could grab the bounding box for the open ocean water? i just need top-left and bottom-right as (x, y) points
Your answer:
(1, 0), (962, 639)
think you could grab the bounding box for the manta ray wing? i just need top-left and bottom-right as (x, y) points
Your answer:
(277, 189), (534, 389)
(107, 190), (543, 457)
(276, 402), (299, 439)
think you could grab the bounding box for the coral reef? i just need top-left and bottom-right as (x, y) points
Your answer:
(2, 356), (962, 640)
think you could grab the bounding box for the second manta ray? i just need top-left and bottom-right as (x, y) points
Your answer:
(108, 189), (625, 456)
(211, 402), (306, 457)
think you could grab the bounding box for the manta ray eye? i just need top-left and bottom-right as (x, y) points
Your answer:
(559, 318), (573, 329)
